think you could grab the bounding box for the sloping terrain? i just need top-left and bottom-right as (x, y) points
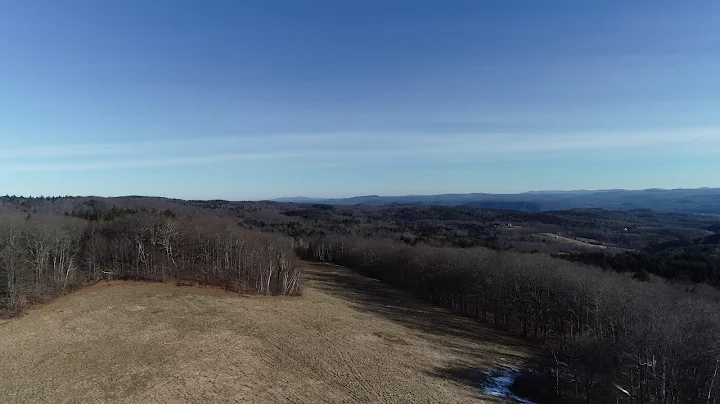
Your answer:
(0, 263), (533, 403)
(274, 188), (720, 214)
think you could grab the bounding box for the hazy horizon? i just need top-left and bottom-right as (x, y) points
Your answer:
(274, 186), (720, 201)
(4, 186), (719, 203)
(2, 1), (719, 200)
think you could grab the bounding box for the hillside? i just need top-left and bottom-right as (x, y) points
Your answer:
(3, 194), (720, 285)
(275, 188), (720, 214)
(3, 194), (720, 402)
(0, 263), (533, 403)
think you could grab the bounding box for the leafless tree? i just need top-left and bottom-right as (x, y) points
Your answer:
(298, 235), (720, 403)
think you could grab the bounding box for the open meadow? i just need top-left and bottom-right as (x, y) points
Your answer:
(0, 262), (532, 403)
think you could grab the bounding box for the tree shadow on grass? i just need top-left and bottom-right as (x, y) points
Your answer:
(303, 261), (539, 369)
(427, 362), (551, 403)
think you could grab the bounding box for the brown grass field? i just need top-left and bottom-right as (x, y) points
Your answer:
(0, 263), (534, 403)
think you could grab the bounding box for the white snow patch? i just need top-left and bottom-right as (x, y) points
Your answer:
(482, 366), (537, 404)
(614, 383), (631, 396)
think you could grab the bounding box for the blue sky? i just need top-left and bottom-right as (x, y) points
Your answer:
(1, 0), (719, 199)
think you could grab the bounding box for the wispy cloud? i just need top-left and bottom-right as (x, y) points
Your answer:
(0, 152), (304, 172)
(0, 133), (357, 160)
(2, 127), (718, 172)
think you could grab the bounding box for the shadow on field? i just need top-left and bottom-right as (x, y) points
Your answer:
(428, 363), (548, 404)
(303, 262), (537, 365)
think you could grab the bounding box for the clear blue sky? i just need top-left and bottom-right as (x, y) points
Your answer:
(1, 0), (719, 200)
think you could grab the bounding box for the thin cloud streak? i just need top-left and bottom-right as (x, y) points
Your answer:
(0, 134), (309, 160)
(0, 152), (301, 172)
(2, 127), (718, 171)
(0, 133), (365, 160)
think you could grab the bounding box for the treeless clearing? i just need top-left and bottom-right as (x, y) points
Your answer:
(0, 263), (534, 403)
(537, 232), (610, 249)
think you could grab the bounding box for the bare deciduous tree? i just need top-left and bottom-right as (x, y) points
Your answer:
(0, 213), (302, 317)
(297, 236), (720, 403)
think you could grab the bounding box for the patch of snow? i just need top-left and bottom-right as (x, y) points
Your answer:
(482, 366), (537, 404)
(614, 383), (631, 396)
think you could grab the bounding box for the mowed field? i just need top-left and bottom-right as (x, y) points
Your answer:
(0, 263), (534, 403)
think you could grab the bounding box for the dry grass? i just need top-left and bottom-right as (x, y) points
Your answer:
(0, 263), (533, 403)
(537, 232), (610, 249)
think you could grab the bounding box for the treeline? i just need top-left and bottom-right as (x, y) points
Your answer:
(562, 250), (720, 287)
(68, 206), (177, 221)
(298, 237), (720, 403)
(0, 213), (301, 315)
(0, 195), (73, 203)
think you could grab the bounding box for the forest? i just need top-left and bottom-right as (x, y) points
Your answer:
(0, 210), (301, 316)
(298, 236), (720, 403)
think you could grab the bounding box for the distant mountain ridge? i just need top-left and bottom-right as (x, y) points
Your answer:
(274, 188), (720, 215)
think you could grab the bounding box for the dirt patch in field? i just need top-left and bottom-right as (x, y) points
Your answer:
(0, 263), (533, 403)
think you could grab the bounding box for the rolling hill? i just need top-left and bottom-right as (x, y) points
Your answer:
(276, 188), (720, 214)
